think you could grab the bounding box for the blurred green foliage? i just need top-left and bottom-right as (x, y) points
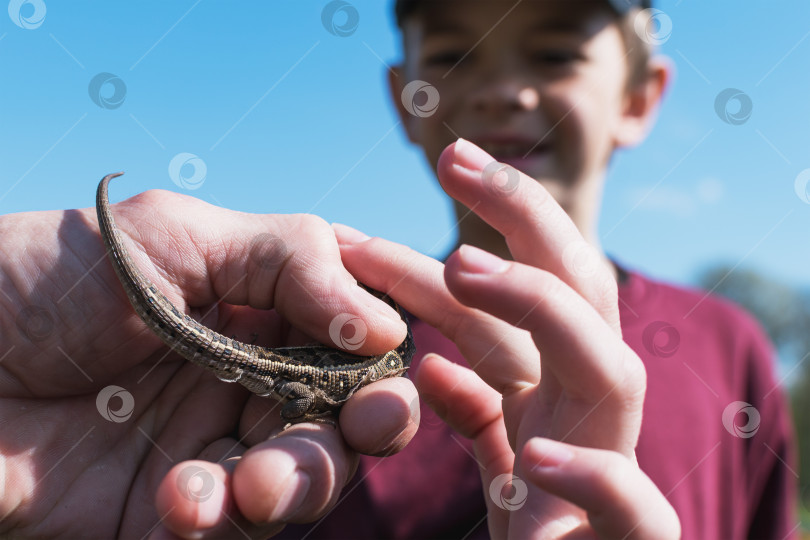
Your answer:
(698, 266), (810, 528)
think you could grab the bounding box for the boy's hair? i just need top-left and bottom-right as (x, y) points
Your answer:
(394, 0), (655, 89)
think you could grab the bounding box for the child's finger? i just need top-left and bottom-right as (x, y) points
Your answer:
(520, 438), (681, 540)
(437, 139), (621, 335)
(414, 353), (503, 440)
(334, 224), (541, 391)
(414, 353), (515, 536)
(444, 245), (645, 453)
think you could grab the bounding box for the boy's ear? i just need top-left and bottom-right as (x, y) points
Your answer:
(615, 55), (673, 148)
(388, 64), (418, 144)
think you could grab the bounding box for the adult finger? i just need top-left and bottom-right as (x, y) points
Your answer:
(231, 424), (357, 525)
(155, 424), (357, 536)
(437, 139), (621, 334)
(340, 375), (420, 456)
(154, 459), (282, 539)
(235, 374), (419, 457)
(521, 438), (681, 540)
(95, 183), (407, 357)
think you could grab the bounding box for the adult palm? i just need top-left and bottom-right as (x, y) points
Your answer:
(0, 187), (412, 539)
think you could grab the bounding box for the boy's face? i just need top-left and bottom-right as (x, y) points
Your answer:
(393, 0), (647, 207)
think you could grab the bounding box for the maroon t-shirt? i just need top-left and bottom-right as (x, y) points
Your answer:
(280, 269), (797, 539)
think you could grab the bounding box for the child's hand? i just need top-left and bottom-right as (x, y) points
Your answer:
(0, 190), (417, 539)
(335, 139), (680, 539)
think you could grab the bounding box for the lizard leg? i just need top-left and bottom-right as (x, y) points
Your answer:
(276, 381), (318, 422)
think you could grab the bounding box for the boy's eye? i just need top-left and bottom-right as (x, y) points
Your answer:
(532, 50), (579, 65)
(423, 50), (467, 66)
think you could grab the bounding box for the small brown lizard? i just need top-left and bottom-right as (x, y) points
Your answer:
(96, 172), (414, 425)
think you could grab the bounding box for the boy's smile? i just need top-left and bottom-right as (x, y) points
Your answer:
(393, 0), (645, 215)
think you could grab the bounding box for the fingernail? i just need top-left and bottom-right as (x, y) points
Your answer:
(525, 438), (575, 469)
(270, 471), (310, 521)
(454, 137), (496, 172)
(333, 223), (370, 245)
(457, 244), (509, 274)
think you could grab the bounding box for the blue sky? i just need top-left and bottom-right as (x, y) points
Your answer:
(1, 0), (809, 298)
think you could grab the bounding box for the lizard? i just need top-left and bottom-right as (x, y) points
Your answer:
(95, 172), (414, 426)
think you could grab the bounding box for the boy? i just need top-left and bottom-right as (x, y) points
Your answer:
(282, 0), (797, 538)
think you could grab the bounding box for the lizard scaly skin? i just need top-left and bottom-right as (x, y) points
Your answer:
(96, 172), (414, 425)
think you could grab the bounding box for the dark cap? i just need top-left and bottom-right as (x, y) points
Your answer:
(395, 0), (653, 27)
(606, 0), (652, 13)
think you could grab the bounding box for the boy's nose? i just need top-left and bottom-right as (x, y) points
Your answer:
(469, 80), (540, 115)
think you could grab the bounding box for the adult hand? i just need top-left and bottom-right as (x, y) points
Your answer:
(334, 139), (680, 539)
(0, 186), (417, 538)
